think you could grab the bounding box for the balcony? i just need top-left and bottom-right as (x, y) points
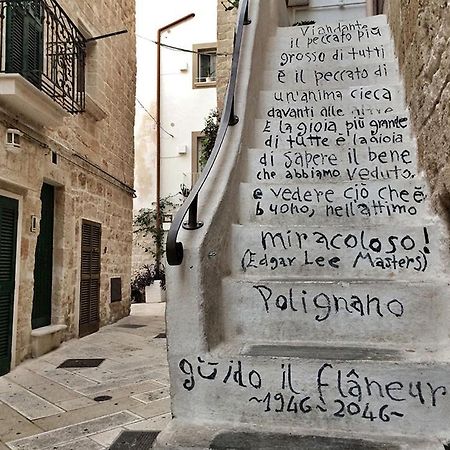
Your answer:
(0, 0), (86, 126)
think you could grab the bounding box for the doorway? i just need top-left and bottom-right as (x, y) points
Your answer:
(0, 195), (18, 376)
(32, 183), (54, 329)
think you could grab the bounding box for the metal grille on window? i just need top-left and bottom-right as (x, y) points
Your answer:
(1, 0), (86, 113)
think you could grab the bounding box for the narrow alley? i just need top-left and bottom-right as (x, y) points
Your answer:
(0, 304), (169, 450)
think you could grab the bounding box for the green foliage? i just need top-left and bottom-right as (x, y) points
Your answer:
(133, 195), (178, 261)
(132, 195), (178, 299)
(199, 109), (220, 170)
(222, 0), (239, 11)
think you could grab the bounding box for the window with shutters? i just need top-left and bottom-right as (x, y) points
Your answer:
(0, 0), (86, 113)
(79, 220), (101, 338)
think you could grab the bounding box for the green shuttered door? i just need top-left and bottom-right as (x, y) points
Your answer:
(79, 221), (101, 338)
(32, 183), (54, 330)
(0, 196), (18, 376)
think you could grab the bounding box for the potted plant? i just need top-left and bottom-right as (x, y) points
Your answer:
(131, 265), (161, 303)
(144, 264), (166, 303)
(205, 68), (215, 83)
(132, 196), (178, 302)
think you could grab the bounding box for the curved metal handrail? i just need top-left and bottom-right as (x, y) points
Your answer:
(166, 0), (251, 266)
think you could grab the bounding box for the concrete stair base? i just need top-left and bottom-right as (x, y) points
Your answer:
(155, 420), (446, 450)
(164, 4), (450, 447)
(31, 324), (67, 358)
(162, 354), (450, 443)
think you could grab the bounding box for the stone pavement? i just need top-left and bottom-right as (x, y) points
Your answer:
(0, 303), (170, 450)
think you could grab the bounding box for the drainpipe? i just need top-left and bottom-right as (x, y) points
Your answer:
(156, 13), (195, 270)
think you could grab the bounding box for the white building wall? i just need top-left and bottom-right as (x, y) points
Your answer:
(134, 0), (217, 211)
(290, 0), (368, 23)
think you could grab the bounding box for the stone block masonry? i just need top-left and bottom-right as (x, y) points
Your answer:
(217, 1), (238, 112)
(385, 1), (450, 216)
(0, 0), (136, 368)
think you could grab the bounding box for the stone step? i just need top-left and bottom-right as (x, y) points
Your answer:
(261, 62), (400, 90)
(250, 114), (412, 151)
(168, 354), (450, 442)
(239, 179), (429, 226)
(244, 143), (417, 184)
(276, 15), (388, 37)
(256, 85), (406, 119)
(221, 277), (449, 350)
(268, 25), (391, 52)
(265, 43), (396, 72)
(156, 420), (445, 450)
(262, 52), (398, 77)
(232, 223), (444, 280)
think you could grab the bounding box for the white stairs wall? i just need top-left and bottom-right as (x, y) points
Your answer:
(157, 9), (450, 450)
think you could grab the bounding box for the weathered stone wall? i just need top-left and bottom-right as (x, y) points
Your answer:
(0, 0), (136, 366)
(385, 1), (450, 216)
(56, 0), (136, 188)
(217, 2), (238, 112)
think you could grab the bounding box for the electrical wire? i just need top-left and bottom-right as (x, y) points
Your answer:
(135, 36), (227, 139)
(1, 118), (136, 197)
(136, 34), (230, 57)
(136, 98), (174, 138)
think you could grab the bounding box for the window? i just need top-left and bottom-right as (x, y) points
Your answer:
(193, 43), (217, 88)
(80, 220), (101, 337)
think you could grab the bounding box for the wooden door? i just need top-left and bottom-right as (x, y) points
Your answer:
(32, 183), (54, 329)
(0, 195), (18, 376)
(79, 220), (101, 337)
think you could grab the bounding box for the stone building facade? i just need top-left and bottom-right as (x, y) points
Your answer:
(216, 2), (237, 111)
(0, 0), (136, 374)
(385, 1), (450, 218)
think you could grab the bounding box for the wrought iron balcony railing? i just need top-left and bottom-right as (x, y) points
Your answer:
(0, 0), (86, 114)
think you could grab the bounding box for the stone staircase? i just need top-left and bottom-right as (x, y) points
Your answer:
(158, 11), (450, 450)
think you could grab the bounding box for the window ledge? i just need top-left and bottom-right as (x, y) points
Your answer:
(0, 74), (69, 127)
(85, 93), (107, 121)
(193, 81), (217, 89)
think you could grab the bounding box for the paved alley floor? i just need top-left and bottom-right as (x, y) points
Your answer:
(0, 303), (170, 450)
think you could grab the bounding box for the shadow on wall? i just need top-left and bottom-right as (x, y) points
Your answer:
(134, 104), (157, 211)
